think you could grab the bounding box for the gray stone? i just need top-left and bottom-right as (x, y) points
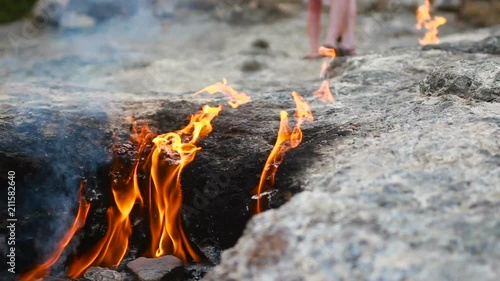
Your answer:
(423, 35), (500, 55)
(419, 59), (500, 102)
(241, 59), (264, 72)
(126, 256), (184, 281)
(84, 267), (123, 281)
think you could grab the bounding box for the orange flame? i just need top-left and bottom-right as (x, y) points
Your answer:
(67, 122), (151, 278)
(313, 80), (335, 103)
(416, 0), (447, 45)
(318, 46), (337, 58)
(147, 105), (221, 262)
(252, 92), (313, 214)
(194, 78), (251, 108)
(20, 184), (90, 281)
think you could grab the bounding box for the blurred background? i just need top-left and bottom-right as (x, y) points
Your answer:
(1, 0), (499, 95)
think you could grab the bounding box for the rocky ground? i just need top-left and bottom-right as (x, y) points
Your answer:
(0, 1), (499, 281)
(205, 37), (500, 281)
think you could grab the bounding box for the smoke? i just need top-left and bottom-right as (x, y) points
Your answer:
(0, 82), (113, 275)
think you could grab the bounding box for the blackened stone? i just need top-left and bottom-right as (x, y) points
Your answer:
(126, 256), (183, 281)
(184, 263), (214, 281)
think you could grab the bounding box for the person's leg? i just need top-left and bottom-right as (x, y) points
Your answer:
(339, 0), (356, 51)
(306, 0), (322, 58)
(325, 0), (347, 47)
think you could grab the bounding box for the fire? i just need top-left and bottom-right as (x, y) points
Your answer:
(147, 105), (221, 261)
(252, 92), (313, 214)
(68, 105), (221, 277)
(318, 46), (337, 58)
(20, 184), (90, 281)
(313, 80), (335, 103)
(416, 0), (447, 45)
(67, 122), (152, 277)
(194, 78), (251, 108)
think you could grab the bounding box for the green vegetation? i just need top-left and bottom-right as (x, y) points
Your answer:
(0, 0), (38, 23)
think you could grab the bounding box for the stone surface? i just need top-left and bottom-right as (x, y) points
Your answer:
(84, 267), (123, 281)
(126, 256), (184, 281)
(420, 59), (500, 102)
(423, 35), (500, 55)
(203, 42), (500, 280)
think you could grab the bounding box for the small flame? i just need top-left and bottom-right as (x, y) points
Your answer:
(313, 80), (335, 103)
(252, 92), (313, 214)
(147, 105), (221, 261)
(194, 78), (251, 108)
(416, 0), (447, 45)
(318, 46), (337, 58)
(20, 184), (90, 281)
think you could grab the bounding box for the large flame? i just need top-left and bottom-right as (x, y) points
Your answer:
(416, 0), (447, 45)
(147, 105), (221, 261)
(252, 92), (313, 214)
(194, 78), (251, 108)
(67, 122), (151, 278)
(20, 184), (90, 281)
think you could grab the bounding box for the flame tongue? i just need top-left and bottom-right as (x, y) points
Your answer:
(20, 184), (90, 281)
(312, 80), (335, 103)
(194, 78), (251, 108)
(318, 46), (337, 58)
(252, 92), (313, 214)
(68, 123), (151, 278)
(148, 105), (221, 261)
(416, 0), (447, 45)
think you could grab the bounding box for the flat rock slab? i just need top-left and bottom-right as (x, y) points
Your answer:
(420, 59), (500, 102)
(126, 256), (184, 281)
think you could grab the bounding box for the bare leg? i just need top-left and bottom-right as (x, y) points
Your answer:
(325, 0), (347, 47)
(340, 0), (356, 51)
(306, 0), (322, 58)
